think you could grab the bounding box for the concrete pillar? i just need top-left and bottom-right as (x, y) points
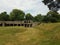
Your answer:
(11, 24), (14, 26)
(2, 23), (5, 27)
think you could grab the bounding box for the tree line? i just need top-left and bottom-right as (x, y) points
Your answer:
(0, 9), (60, 23)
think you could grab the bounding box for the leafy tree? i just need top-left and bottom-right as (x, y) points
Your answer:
(34, 14), (43, 22)
(10, 9), (25, 21)
(57, 14), (60, 22)
(42, 11), (59, 23)
(25, 13), (34, 20)
(0, 12), (9, 21)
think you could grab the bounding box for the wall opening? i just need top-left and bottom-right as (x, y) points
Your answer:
(5, 24), (10, 26)
(0, 23), (2, 26)
(18, 24), (20, 26)
(10, 24), (13, 26)
(27, 24), (29, 27)
(21, 24), (24, 26)
(25, 24), (27, 27)
(30, 24), (32, 27)
(14, 24), (17, 26)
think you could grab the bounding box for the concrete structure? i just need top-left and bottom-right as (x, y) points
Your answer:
(0, 20), (33, 27)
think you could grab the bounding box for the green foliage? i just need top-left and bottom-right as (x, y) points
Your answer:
(42, 11), (60, 23)
(10, 9), (25, 21)
(0, 9), (60, 23)
(0, 12), (9, 21)
(34, 14), (43, 22)
(25, 13), (34, 20)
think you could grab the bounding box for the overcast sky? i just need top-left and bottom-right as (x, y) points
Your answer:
(0, 0), (49, 16)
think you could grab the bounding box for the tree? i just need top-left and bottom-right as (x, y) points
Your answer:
(57, 14), (60, 22)
(0, 12), (9, 21)
(25, 13), (33, 20)
(42, 11), (59, 23)
(10, 9), (25, 21)
(34, 14), (43, 22)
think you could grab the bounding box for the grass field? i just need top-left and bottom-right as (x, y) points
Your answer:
(0, 23), (60, 45)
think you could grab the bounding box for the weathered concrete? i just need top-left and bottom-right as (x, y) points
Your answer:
(0, 20), (33, 27)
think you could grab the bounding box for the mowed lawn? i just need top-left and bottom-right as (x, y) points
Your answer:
(0, 23), (60, 45)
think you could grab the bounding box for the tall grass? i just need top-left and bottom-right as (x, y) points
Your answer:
(0, 23), (60, 45)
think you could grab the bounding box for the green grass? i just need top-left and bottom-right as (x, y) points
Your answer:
(0, 23), (60, 45)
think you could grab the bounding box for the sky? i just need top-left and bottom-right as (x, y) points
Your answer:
(0, 0), (49, 16)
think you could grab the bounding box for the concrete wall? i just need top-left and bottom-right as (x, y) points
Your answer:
(0, 21), (33, 27)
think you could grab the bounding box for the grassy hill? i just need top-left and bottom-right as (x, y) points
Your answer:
(0, 23), (60, 45)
